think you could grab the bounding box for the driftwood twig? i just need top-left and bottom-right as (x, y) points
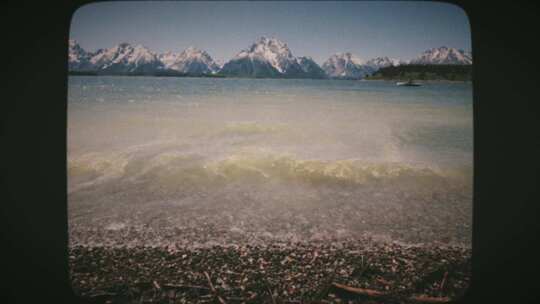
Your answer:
(411, 295), (451, 303)
(332, 282), (451, 303)
(264, 279), (277, 304)
(332, 282), (386, 297)
(88, 291), (117, 298)
(204, 271), (227, 304)
(439, 271), (449, 293)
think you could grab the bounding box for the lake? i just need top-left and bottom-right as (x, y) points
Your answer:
(68, 76), (473, 248)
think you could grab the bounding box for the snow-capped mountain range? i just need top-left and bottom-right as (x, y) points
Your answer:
(410, 46), (472, 65)
(321, 54), (407, 79)
(69, 38), (472, 78)
(69, 40), (218, 75)
(89, 43), (164, 74)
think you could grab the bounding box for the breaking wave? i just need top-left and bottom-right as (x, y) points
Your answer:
(68, 149), (469, 193)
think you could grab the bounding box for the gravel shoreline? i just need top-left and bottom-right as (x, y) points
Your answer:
(69, 240), (471, 304)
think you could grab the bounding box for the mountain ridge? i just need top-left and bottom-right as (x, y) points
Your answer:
(158, 46), (219, 75)
(410, 46), (472, 65)
(69, 39), (472, 79)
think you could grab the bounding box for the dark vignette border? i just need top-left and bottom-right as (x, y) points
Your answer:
(2, 1), (540, 303)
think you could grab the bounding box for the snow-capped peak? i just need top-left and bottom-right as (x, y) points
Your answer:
(158, 46), (218, 74)
(179, 47), (213, 61)
(329, 52), (365, 66)
(410, 46), (472, 65)
(87, 42), (163, 73)
(220, 36), (326, 78)
(129, 44), (160, 64)
(322, 52), (371, 79)
(234, 36), (295, 73)
(91, 43), (144, 66)
(68, 39), (94, 70)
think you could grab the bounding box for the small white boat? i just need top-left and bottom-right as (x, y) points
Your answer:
(396, 80), (421, 86)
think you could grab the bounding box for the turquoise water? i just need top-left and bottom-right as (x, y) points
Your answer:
(68, 76), (473, 247)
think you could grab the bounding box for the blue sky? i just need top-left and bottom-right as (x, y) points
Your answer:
(70, 1), (471, 64)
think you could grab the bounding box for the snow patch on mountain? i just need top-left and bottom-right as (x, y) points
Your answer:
(297, 56), (327, 78)
(158, 51), (182, 69)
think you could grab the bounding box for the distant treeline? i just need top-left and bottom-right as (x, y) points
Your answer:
(68, 70), (226, 78)
(69, 65), (473, 81)
(367, 64), (472, 81)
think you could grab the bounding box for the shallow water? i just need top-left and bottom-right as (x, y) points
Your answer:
(68, 76), (473, 248)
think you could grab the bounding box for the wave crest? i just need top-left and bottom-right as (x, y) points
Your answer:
(205, 153), (445, 185)
(68, 149), (471, 193)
